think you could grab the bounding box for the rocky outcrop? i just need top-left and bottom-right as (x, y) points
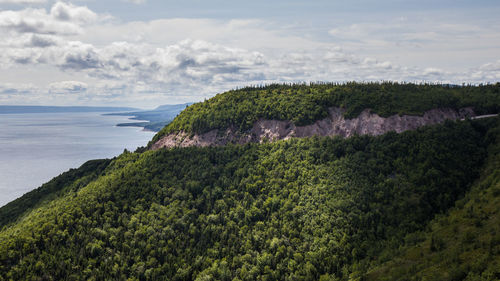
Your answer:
(151, 107), (475, 149)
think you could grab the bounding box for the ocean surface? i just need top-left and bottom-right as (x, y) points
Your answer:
(0, 112), (155, 207)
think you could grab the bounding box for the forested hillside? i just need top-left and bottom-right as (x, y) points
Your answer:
(367, 123), (500, 280)
(1, 117), (498, 280)
(153, 82), (500, 142)
(1, 83), (499, 280)
(0, 159), (111, 228)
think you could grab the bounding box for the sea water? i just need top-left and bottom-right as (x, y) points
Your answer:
(0, 112), (155, 207)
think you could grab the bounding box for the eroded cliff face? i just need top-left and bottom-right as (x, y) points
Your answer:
(151, 107), (475, 149)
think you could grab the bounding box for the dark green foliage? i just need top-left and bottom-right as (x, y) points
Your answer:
(153, 82), (500, 142)
(0, 159), (111, 229)
(0, 119), (496, 280)
(366, 118), (500, 280)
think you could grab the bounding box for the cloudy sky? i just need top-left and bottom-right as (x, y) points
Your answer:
(0, 0), (499, 108)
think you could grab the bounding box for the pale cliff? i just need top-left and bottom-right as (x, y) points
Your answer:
(151, 107), (475, 149)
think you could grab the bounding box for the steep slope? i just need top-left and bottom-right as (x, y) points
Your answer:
(152, 107), (475, 149)
(151, 83), (499, 148)
(0, 119), (496, 280)
(0, 159), (111, 228)
(1, 83), (499, 280)
(366, 121), (500, 280)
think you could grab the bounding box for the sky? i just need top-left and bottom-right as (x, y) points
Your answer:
(0, 0), (499, 108)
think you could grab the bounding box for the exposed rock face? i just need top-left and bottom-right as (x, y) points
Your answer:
(151, 107), (475, 149)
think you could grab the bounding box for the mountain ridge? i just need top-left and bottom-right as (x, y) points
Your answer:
(152, 82), (500, 143)
(0, 82), (499, 280)
(152, 106), (477, 149)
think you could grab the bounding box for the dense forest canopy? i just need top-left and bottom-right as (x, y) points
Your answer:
(1, 82), (499, 280)
(367, 119), (500, 280)
(153, 82), (500, 142)
(1, 117), (498, 280)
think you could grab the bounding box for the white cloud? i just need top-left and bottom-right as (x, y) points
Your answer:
(123, 0), (146, 4)
(0, 2), (99, 36)
(50, 2), (97, 24)
(0, 2), (498, 106)
(327, 17), (500, 70)
(0, 82), (42, 105)
(468, 60), (500, 81)
(328, 19), (485, 46)
(1, 33), (498, 105)
(423, 68), (445, 76)
(0, 8), (80, 35)
(29, 34), (60, 47)
(49, 80), (87, 94)
(0, 82), (36, 94)
(77, 18), (321, 52)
